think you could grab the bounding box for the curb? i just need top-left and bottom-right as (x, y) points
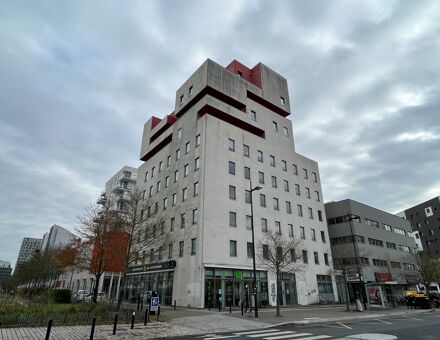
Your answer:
(270, 309), (434, 327)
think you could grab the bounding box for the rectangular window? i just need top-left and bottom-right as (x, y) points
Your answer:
(244, 166), (251, 179)
(245, 190), (251, 204)
(282, 160), (287, 171)
(195, 157), (200, 170)
(230, 240), (237, 257)
(258, 171), (265, 184)
(303, 168), (308, 179)
(177, 128), (182, 139)
(156, 181), (161, 193)
(228, 138), (235, 151)
(168, 244), (173, 259)
(182, 187), (188, 201)
(314, 252), (319, 264)
(283, 127), (289, 137)
(184, 164), (189, 177)
(303, 250), (308, 264)
(179, 241), (184, 257)
(243, 144), (250, 157)
(318, 210), (323, 222)
(247, 242), (254, 258)
(191, 238), (196, 255)
(172, 193), (177, 206)
(246, 215), (252, 230)
(151, 166), (155, 177)
(290, 249), (296, 262)
(159, 162), (163, 172)
(271, 176), (277, 188)
(257, 150), (263, 162)
(308, 207), (313, 219)
(286, 201), (292, 214)
(144, 171), (148, 182)
(272, 121), (278, 131)
(196, 134), (201, 147)
(229, 212), (237, 227)
(229, 161), (235, 175)
(170, 217), (175, 231)
(275, 221), (281, 235)
(283, 180), (289, 192)
(193, 182), (199, 196)
(313, 172), (318, 183)
(263, 244), (269, 259)
(300, 226), (305, 239)
(297, 204), (303, 217)
(293, 164), (298, 175)
(176, 149), (181, 160)
(306, 187), (311, 198)
(324, 253), (329, 266)
(250, 110), (257, 121)
(260, 194), (266, 207)
(229, 185), (236, 200)
(273, 197), (279, 210)
(311, 228), (316, 241)
(189, 86), (193, 96)
(181, 213), (186, 228)
(321, 231), (326, 243)
(288, 224), (294, 237)
(270, 155), (275, 167)
(295, 184), (300, 195)
(315, 191), (320, 202)
(185, 142), (190, 154)
(163, 197), (168, 210)
(280, 97), (285, 105)
(261, 218), (268, 232)
(192, 209), (198, 224)
(167, 155), (171, 167)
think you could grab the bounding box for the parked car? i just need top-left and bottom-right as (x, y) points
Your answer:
(72, 290), (89, 302)
(84, 292), (102, 303)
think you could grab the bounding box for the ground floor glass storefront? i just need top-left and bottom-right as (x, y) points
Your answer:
(204, 267), (269, 308)
(124, 270), (174, 305)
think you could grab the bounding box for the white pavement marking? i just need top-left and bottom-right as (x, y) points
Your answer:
(400, 315), (424, 321)
(375, 319), (393, 325)
(336, 322), (352, 329)
(203, 336), (240, 339)
(336, 334), (397, 340)
(235, 329), (280, 335)
(290, 336), (331, 340)
(249, 331), (294, 338)
(264, 333), (301, 340)
(265, 334), (313, 339)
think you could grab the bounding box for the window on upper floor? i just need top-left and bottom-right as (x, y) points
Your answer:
(286, 201), (292, 214)
(245, 190), (251, 204)
(184, 164), (189, 177)
(298, 204), (303, 217)
(167, 155), (171, 167)
(182, 187), (188, 201)
(321, 231), (326, 243)
(195, 157), (200, 170)
(311, 229), (316, 241)
(250, 110), (257, 121)
(315, 191), (320, 202)
(257, 150), (263, 162)
(185, 142), (190, 154)
(243, 144), (250, 157)
(196, 134), (201, 147)
(270, 155), (275, 167)
(229, 161), (236, 175)
(271, 176), (277, 188)
(303, 168), (308, 179)
(293, 164), (298, 175)
(229, 212), (237, 227)
(283, 180), (289, 192)
(258, 171), (265, 184)
(230, 240), (237, 257)
(228, 138), (235, 151)
(177, 128), (182, 140)
(308, 207), (313, 219)
(275, 221), (281, 235)
(189, 86), (193, 96)
(295, 184), (300, 196)
(302, 250), (308, 264)
(282, 160), (287, 171)
(273, 197), (279, 211)
(318, 210), (323, 222)
(191, 238), (196, 255)
(280, 97), (285, 106)
(174, 170), (179, 182)
(306, 187), (311, 198)
(192, 209), (198, 224)
(179, 95), (184, 105)
(244, 166), (251, 180)
(283, 127), (289, 137)
(272, 121), (278, 132)
(229, 185), (236, 200)
(261, 218), (268, 232)
(193, 182), (199, 197)
(313, 172), (318, 183)
(260, 194), (266, 207)
(176, 149), (181, 161)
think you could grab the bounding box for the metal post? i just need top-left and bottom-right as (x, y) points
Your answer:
(218, 301), (221, 312)
(113, 314), (118, 335)
(174, 300), (176, 310)
(89, 318), (96, 340)
(208, 301), (211, 311)
(156, 306), (160, 322)
(144, 310), (149, 326)
(241, 301), (244, 316)
(45, 320), (53, 340)
(141, 300), (144, 312)
(131, 312), (135, 329)
(137, 295), (141, 311)
(348, 212), (365, 309)
(229, 301), (232, 314)
(249, 181), (261, 319)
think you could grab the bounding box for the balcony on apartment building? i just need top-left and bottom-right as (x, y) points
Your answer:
(116, 192), (131, 202)
(97, 192), (107, 205)
(119, 171), (137, 182)
(111, 182), (133, 193)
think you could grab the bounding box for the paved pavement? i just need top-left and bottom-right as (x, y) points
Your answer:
(0, 305), (434, 339)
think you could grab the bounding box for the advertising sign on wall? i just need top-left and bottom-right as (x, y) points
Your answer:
(367, 286), (382, 306)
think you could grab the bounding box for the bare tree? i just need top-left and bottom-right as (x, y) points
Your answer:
(257, 231), (304, 317)
(416, 254), (440, 292)
(115, 188), (172, 310)
(76, 202), (121, 303)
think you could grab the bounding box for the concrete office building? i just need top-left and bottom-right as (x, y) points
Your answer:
(41, 224), (77, 252)
(129, 59), (336, 308)
(16, 237), (42, 265)
(0, 260), (12, 281)
(399, 196), (440, 257)
(325, 199), (420, 307)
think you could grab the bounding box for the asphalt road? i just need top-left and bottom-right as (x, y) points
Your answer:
(169, 310), (440, 340)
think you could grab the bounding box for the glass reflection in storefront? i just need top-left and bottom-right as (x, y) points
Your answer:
(124, 270), (174, 305)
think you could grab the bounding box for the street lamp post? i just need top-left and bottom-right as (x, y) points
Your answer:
(249, 181), (262, 319)
(347, 212), (365, 308)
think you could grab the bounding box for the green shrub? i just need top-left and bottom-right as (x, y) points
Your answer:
(53, 289), (71, 303)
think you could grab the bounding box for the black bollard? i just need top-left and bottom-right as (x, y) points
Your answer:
(156, 306), (160, 322)
(219, 302), (221, 312)
(137, 296), (141, 311)
(89, 318), (96, 340)
(229, 302), (232, 314)
(241, 302), (244, 316)
(174, 300), (176, 310)
(144, 310), (149, 326)
(45, 320), (53, 340)
(131, 312), (135, 329)
(141, 300), (144, 312)
(113, 314), (118, 335)
(208, 301), (211, 311)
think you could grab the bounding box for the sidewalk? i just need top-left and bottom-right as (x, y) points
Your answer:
(1, 305), (435, 339)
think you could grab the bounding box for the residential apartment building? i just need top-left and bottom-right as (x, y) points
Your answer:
(0, 260), (12, 281)
(130, 59), (335, 308)
(41, 224), (77, 252)
(16, 237), (42, 265)
(325, 199), (419, 307)
(99, 166), (138, 211)
(399, 196), (440, 257)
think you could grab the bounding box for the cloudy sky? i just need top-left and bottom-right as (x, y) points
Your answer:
(1, 0), (439, 267)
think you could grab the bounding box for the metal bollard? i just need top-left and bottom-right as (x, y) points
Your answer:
(156, 306), (160, 322)
(219, 302), (221, 312)
(137, 296), (141, 311)
(141, 300), (144, 312)
(174, 300), (176, 310)
(45, 319), (53, 340)
(89, 318), (96, 340)
(241, 302), (244, 316)
(144, 310), (149, 326)
(229, 302), (232, 314)
(113, 314), (118, 335)
(208, 301), (211, 311)
(131, 312), (135, 329)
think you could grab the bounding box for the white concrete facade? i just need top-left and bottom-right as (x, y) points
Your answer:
(16, 237), (42, 265)
(135, 59), (337, 308)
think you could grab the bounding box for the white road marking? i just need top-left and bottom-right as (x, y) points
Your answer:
(263, 332), (299, 339)
(265, 334), (313, 339)
(249, 331), (294, 338)
(374, 319), (392, 325)
(336, 322), (352, 329)
(290, 336), (331, 340)
(235, 329), (280, 335)
(203, 336), (239, 340)
(400, 315), (423, 321)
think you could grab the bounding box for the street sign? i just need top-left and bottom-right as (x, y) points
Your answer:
(150, 297), (159, 312)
